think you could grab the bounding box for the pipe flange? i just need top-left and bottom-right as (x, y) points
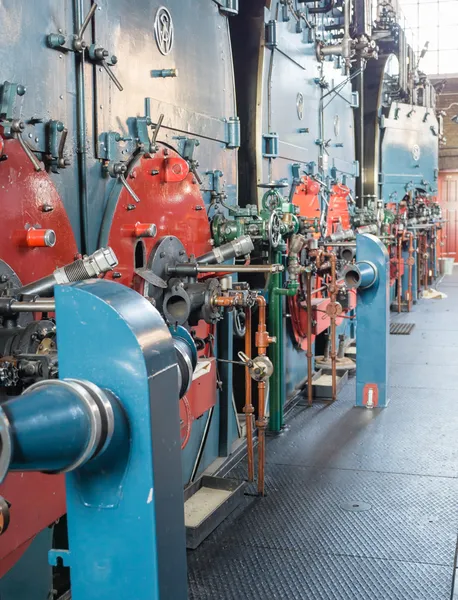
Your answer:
(66, 379), (116, 457)
(202, 279), (223, 324)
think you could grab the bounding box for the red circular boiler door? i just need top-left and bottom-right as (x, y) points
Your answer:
(0, 138), (78, 283)
(101, 145), (212, 290)
(0, 138), (78, 576)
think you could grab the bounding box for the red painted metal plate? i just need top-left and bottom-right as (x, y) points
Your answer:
(326, 184), (351, 235)
(104, 146), (212, 290)
(0, 138), (78, 574)
(0, 138), (78, 283)
(104, 146), (217, 437)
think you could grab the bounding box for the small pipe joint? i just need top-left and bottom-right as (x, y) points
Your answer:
(0, 379), (121, 484)
(343, 261), (377, 290)
(26, 228), (56, 248)
(196, 235), (254, 265)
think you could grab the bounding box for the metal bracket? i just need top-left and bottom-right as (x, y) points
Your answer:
(350, 91), (359, 109)
(98, 131), (132, 161)
(213, 0), (239, 15)
(46, 121), (70, 172)
(263, 133), (279, 158)
(0, 81), (26, 120)
(226, 116), (240, 149)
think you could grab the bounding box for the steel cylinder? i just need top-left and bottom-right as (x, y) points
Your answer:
(0, 379), (119, 483)
(343, 261), (377, 290)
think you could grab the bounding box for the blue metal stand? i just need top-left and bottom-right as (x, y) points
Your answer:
(0, 281), (188, 600)
(344, 234), (390, 408)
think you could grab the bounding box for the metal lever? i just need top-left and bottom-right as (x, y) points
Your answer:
(13, 120), (42, 172)
(78, 2), (98, 39)
(57, 127), (69, 168)
(101, 60), (123, 92)
(151, 113), (164, 146)
(108, 162), (141, 204)
(119, 173), (141, 203)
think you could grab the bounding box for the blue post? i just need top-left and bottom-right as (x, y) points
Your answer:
(0, 281), (188, 600)
(343, 234), (390, 408)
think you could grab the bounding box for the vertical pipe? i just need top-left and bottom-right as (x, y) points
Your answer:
(256, 381), (266, 496)
(330, 255), (337, 401)
(244, 308), (254, 482)
(306, 269), (313, 406)
(397, 233), (403, 313)
(268, 249), (284, 432)
(75, 0), (90, 254)
(407, 233), (413, 311)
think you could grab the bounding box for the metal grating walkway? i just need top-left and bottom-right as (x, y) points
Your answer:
(188, 272), (458, 599)
(390, 321), (415, 335)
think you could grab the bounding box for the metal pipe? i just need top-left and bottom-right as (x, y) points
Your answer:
(405, 232), (414, 311)
(75, 0), (90, 254)
(254, 296), (273, 497)
(244, 308), (254, 482)
(397, 232), (403, 313)
(305, 269), (313, 406)
(8, 300), (56, 312)
(322, 251), (338, 401)
(197, 264), (283, 273)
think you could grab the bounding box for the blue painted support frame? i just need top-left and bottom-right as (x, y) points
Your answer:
(54, 281), (188, 600)
(353, 234), (390, 408)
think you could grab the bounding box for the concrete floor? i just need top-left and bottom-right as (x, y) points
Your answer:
(188, 271), (458, 599)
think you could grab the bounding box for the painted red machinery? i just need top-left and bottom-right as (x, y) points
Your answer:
(0, 137), (78, 578)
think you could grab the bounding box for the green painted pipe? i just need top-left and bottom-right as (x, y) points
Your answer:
(268, 250), (299, 433)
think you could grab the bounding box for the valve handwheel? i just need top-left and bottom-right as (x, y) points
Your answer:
(268, 210), (282, 248)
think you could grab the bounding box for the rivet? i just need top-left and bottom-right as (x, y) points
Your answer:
(58, 28), (63, 33)
(28, 133), (33, 138)
(99, 105), (103, 109)
(59, 95), (63, 100)
(59, 54), (63, 59)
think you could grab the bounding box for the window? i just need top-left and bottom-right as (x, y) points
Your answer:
(397, 0), (458, 75)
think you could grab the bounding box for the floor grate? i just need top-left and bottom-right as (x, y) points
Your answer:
(390, 322), (415, 335)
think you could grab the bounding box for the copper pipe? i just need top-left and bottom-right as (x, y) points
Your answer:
(212, 293), (243, 307)
(397, 232), (403, 314)
(321, 251), (338, 401)
(306, 269), (313, 406)
(406, 233), (414, 311)
(254, 296), (273, 497)
(256, 381), (267, 496)
(244, 308), (255, 482)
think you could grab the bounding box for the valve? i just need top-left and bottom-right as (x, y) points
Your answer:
(238, 351), (274, 382)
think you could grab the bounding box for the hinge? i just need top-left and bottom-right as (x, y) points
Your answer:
(350, 91), (359, 109)
(226, 116), (240, 149)
(353, 160), (360, 177)
(263, 133), (279, 158)
(213, 0), (239, 16)
(378, 172), (384, 185)
(379, 115), (386, 129)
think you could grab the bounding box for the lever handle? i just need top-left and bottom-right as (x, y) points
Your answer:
(119, 173), (141, 204)
(78, 2), (98, 39)
(17, 132), (42, 172)
(102, 60), (123, 92)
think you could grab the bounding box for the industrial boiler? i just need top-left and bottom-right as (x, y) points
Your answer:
(0, 0), (443, 599)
